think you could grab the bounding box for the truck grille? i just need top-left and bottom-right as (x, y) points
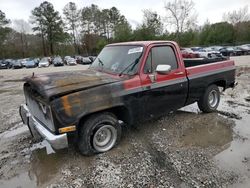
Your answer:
(24, 84), (55, 132)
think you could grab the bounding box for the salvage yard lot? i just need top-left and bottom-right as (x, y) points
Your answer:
(0, 56), (250, 187)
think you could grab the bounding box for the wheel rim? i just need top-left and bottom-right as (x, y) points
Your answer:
(208, 90), (218, 108)
(93, 125), (117, 152)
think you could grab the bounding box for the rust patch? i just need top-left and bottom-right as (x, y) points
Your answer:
(71, 92), (81, 105)
(61, 95), (72, 116)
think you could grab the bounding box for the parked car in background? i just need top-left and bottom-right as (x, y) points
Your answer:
(180, 48), (200, 58)
(65, 57), (77, 66)
(232, 47), (244, 56)
(245, 44), (250, 49)
(79, 57), (92, 65)
(53, 56), (64, 66)
(48, 57), (52, 65)
(38, 57), (50, 68)
(89, 56), (97, 63)
(210, 46), (223, 51)
(197, 47), (222, 58)
(25, 59), (37, 68)
(12, 60), (23, 69)
(75, 56), (82, 64)
(191, 47), (203, 52)
(64, 56), (71, 64)
(0, 59), (13, 69)
(33, 58), (40, 67)
(219, 47), (235, 56)
(236, 45), (250, 55)
(20, 58), (29, 67)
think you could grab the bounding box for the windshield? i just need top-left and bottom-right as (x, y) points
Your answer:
(40, 58), (48, 62)
(54, 57), (62, 61)
(91, 45), (144, 75)
(27, 60), (34, 64)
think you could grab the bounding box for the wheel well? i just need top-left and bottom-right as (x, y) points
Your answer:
(213, 80), (226, 90)
(78, 106), (132, 129)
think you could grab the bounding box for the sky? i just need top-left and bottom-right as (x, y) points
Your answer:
(1, 0), (250, 30)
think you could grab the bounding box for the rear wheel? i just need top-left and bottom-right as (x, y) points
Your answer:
(78, 112), (121, 155)
(198, 84), (220, 113)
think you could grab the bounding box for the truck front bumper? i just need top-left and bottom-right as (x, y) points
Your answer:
(19, 104), (68, 150)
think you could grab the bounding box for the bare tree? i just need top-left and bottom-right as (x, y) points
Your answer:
(63, 2), (81, 54)
(164, 0), (197, 41)
(12, 19), (32, 57)
(12, 19), (31, 33)
(223, 6), (250, 25)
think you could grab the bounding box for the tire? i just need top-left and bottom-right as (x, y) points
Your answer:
(78, 112), (121, 155)
(198, 84), (220, 113)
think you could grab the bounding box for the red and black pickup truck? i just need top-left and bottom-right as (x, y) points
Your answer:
(20, 41), (235, 155)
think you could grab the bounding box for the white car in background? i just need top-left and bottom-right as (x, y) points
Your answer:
(66, 57), (77, 66)
(197, 47), (222, 58)
(38, 57), (50, 68)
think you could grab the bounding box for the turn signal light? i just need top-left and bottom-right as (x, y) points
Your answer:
(59, 125), (76, 133)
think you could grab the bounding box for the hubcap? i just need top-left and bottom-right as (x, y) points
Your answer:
(93, 125), (117, 152)
(208, 90), (218, 108)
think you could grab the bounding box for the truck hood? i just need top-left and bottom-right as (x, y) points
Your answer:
(25, 69), (122, 99)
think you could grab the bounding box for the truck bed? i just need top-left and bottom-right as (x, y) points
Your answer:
(184, 59), (235, 105)
(183, 57), (229, 67)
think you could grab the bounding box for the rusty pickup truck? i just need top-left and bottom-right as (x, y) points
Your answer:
(20, 41), (236, 155)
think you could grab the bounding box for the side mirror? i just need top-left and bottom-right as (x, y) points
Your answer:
(156, 64), (171, 75)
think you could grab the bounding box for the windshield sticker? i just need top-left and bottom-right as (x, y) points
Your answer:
(128, 47), (143, 54)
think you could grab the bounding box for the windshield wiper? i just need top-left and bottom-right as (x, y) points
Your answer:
(96, 57), (104, 71)
(118, 53), (143, 77)
(97, 58), (104, 67)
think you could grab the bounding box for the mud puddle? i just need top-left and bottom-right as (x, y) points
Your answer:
(178, 113), (233, 148)
(0, 172), (37, 188)
(214, 112), (250, 187)
(0, 141), (69, 188)
(0, 137), (94, 188)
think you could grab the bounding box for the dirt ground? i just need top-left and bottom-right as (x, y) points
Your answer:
(0, 57), (250, 188)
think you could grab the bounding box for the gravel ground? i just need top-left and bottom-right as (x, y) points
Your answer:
(0, 58), (250, 188)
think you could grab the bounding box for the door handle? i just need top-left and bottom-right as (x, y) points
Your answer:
(174, 72), (184, 75)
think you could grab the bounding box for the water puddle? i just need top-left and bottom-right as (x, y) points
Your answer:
(0, 142), (68, 188)
(178, 104), (233, 148)
(0, 172), (37, 188)
(179, 114), (233, 148)
(29, 148), (68, 186)
(214, 112), (250, 187)
(0, 139), (94, 188)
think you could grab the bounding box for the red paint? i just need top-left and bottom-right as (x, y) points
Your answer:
(107, 41), (235, 91)
(186, 60), (235, 76)
(123, 75), (142, 90)
(122, 41), (188, 90)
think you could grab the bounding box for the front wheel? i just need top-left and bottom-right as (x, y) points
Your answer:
(78, 112), (121, 155)
(198, 84), (220, 113)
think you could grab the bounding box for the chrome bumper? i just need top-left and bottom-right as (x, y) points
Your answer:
(19, 104), (68, 150)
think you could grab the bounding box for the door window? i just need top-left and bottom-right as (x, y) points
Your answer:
(144, 46), (178, 74)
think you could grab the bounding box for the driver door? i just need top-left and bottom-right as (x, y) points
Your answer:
(140, 44), (188, 119)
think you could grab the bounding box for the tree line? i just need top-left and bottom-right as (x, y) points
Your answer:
(0, 0), (250, 59)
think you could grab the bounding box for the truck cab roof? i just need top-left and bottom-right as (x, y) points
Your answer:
(107, 41), (176, 47)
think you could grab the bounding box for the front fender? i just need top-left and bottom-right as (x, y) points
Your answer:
(50, 83), (124, 129)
